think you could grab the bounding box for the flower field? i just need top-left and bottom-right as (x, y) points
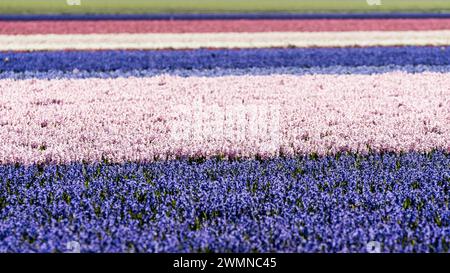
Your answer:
(0, 152), (449, 252)
(0, 3), (449, 253)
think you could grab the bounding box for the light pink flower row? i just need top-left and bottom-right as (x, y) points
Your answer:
(0, 72), (449, 164)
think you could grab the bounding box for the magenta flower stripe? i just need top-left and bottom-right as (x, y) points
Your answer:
(1, 18), (450, 35)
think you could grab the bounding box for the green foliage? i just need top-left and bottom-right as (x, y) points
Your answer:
(0, 0), (448, 14)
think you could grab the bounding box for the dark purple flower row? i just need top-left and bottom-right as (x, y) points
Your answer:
(2, 12), (450, 21)
(0, 151), (448, 253)
(1, 46), (450, 73)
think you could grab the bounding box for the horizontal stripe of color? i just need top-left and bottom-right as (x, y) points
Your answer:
(1, 47), (449, 73)
(3, 65), (450, 80)
(2, 13), (450, 21)
(0, 152), (448, 252)
(2, 19), (450, 35)
(3, 31), (450, 51)
(1, 72), (449, 164)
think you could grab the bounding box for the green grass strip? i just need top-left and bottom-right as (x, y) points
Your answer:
(1, 0), (450, 14)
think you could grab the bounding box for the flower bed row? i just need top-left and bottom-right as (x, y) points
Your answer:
(0, 65), (450, 80)
(0, 151), (448, 252)
(1, 72), (449, 164)
(1, 47), (450, 73)
(2, 31), (450, 51)
(1, 19), (450, 35)
(2, 65), (450, 80)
